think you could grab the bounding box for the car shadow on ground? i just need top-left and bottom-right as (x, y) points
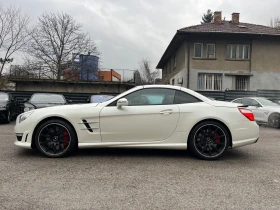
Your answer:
(16, 147), (255, 161)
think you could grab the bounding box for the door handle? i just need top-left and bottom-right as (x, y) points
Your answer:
(160, 109), (173, 115)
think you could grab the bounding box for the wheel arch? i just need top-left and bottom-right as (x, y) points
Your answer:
(187, 118), (233, 148)
(31, 116), (78, 149)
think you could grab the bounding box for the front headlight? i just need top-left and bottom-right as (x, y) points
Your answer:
(18, 111), (34, 124)
(24, 103), (35, 112)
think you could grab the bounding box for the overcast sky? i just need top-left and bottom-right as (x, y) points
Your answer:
(2, 0), (280, 70)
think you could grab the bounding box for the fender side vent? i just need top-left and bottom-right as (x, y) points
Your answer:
(82, 120), (93, 132)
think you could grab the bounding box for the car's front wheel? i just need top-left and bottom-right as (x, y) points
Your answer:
(188, 121), (230, 160)
(34, 119), (77, 158)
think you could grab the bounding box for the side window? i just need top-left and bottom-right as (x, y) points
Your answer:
(250, 99), (260, 107)
(174, 91), (202, 104)
(232, 99), (242, 103)
(241, 98), (251, 106)
(126, 88), (175, 106)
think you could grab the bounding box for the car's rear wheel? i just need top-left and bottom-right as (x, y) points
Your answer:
(34, 119), (77, 158)
(188, 121), (230, 160)
(268, 113), (280, 128)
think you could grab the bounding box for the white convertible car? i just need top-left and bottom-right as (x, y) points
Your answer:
(14, 85), (259, 160)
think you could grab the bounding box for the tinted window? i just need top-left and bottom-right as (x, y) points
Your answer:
(241, 98), (251, 105)
(174, 91), (201, 104)
(232, 99), (242, 103)
(30, 94), (66, 103)
(257, 98), (279, 107)
(0, 93), (9, 101)
(250, 99), (260, 107)
(113, 88), (176, 106)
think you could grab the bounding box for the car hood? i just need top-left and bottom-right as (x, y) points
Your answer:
(31, 102), (99, 112)
(206, 100), (241, 108)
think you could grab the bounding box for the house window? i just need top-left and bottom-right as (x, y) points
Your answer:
(236, 76), (249, 90)
(226, 44), (250, 59)
(198, 74), (222, 91)
(171, 78), (175, 85)
(100, 76), (104, 81)
(173, 56), (176, 69)
(207, 44), (215, 58)
(194, 43), (203, 58)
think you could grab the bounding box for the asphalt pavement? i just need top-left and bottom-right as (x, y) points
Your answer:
(0, 121), (279, 210)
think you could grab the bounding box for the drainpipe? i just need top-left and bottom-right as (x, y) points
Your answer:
(187, 41), (190, 88)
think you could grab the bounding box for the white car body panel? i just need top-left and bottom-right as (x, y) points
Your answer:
(14, 85), (259, 152)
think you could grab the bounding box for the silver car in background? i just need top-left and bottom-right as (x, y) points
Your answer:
(232, 97), (280, 128)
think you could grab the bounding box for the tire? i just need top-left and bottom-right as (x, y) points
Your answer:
(34, 119), (77, 158)
(268, 113), (280, 128)
(188, 121), (230, 160)
(5, 110), (11, 124)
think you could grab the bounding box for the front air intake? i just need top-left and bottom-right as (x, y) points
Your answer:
(82, 120), (93, 132)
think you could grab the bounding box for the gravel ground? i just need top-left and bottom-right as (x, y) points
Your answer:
(0, 121), (279, 210)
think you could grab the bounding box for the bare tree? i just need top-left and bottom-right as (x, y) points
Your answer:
(138, 59), (159, 84)
(0, 5), (31, 77)
(270, 17), (280, 28)
(27, 12), (100, 80)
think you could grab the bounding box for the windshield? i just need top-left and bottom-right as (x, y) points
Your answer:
(30, 94), (66, 103)
(91, 95), (114, 103)
(0, 93), (8, 101)
(257, 98), (280, 107)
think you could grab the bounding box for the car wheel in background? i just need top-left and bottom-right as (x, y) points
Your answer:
(188, 121), (230, 160)
(5, 110), (11, 123)
(34, 119), (77, 158)
(268, 113), (280, 128)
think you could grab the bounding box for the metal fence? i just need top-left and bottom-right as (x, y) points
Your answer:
(197, 90), (280, 101)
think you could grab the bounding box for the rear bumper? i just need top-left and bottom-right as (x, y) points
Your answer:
(229, 121), (259, 148)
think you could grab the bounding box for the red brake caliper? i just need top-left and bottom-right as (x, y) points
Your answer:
(63, 130), (69, 147)
(214, 133), (220, 143)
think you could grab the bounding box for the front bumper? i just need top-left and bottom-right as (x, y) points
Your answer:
(14, 121), (35, 149)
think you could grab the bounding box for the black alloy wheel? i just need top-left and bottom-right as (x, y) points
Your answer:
(188, 121), (230, 160)
(268, 113), (280, 128)
(34, 119), (77, 157)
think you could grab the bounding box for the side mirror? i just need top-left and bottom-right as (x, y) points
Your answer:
(117, 98), (128, 108)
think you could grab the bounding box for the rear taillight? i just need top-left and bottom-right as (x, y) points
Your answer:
(238, 108), (255, 121)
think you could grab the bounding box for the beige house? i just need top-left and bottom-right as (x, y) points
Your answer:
(157, 11), (280, 91)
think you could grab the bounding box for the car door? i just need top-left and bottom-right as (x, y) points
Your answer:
(99, 88), (180, 142)
(9, 94), (19, 116)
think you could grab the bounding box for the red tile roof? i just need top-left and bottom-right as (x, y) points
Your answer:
(179, 21), (280, 36)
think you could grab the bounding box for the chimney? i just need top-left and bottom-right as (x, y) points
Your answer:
(232, 13), (240, 24)
(214, 11), (222, 24)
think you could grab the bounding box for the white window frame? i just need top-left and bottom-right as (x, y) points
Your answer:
(198, 73), (222, 91)
(227, 44), (250, 60)
(206, 43), (216, 58)
(194, 43), (203, 58)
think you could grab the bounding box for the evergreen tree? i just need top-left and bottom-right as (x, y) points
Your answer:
(201, 9), (213, 24)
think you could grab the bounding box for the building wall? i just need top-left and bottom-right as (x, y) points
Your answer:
(162, 37), (280, 91)
(251, 39), (280, 72)
(98, 70), (121, 82)
(162, 43), (186, 84)
(189, 40), (251, 71)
